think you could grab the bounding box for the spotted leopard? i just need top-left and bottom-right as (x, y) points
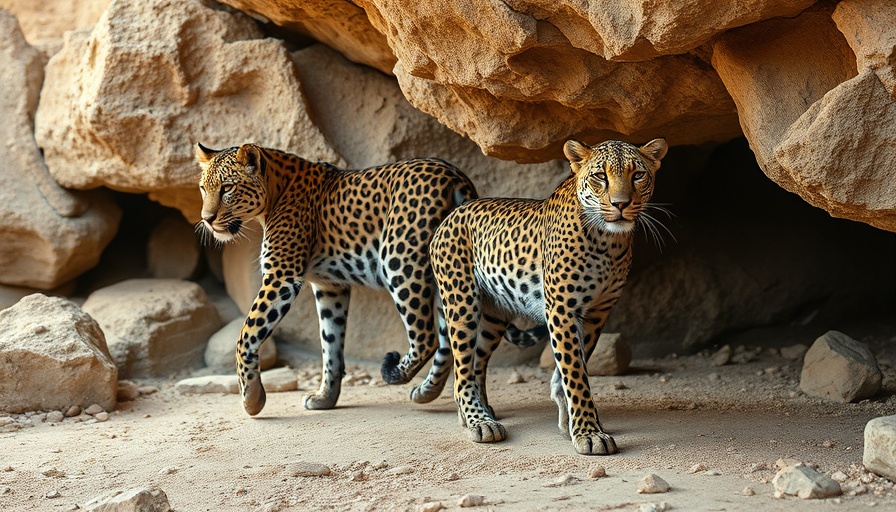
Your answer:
(429, 138), (668, 455)
(195, 143), (477, 415)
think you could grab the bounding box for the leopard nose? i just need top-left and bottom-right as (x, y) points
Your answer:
(611, 200), (631, 211)
(202, 212), (216, 223)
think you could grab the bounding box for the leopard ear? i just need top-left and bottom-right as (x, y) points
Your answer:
(236, 144), (262, 174)
(194, 142), (219, 171)
(639, 138), (668, 165)
(563, 140), (593, 174)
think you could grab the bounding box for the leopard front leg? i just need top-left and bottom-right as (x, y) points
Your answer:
(237, 275), (303, 416)
(303, 284), (351, 409)
(409, 301), (452, 403)
(550, 316), (606, 440)
(546, 307), (617, 455)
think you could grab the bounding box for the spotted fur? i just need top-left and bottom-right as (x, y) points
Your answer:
(196, 143), (477, 415)
(430, 138), (668, 455)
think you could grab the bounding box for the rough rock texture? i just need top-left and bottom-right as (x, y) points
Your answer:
(175, 375), (239, 395)
(713, 5), (896, 232)
(799, 330), (882, 403)
(82, 279), (222, 378)
(82, 486), (171, 512)
(0, 9), (121, 290)
(205, 317), (277, 373)
(772, 464), (842, 499)
(0, 0), (110, 51)
(146, 214), (202, 279)
(864, 415), (896, 481)
(34, 0), (341, 221)
(0, 294), (117, 414)
(586, 333), (632, 376)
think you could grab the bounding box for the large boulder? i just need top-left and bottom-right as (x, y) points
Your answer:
(864, 415), (896, 481)
(34, 0), (341, 222)
(0, 294), (117, 414)
(81, 279), (222, 378)
(799, 330), (882, 403)
(0, 9), (120, 290)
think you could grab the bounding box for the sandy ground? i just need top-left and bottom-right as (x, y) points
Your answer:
(2, 346), (896, 512)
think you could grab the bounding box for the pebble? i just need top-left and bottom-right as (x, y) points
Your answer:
(613, 381), (628, 390)
(45, 490), (61, 499)
(94, 412), (110, 422)
(64, 406), (80, 417)
(775, 458), (802, 470)
(84, 404), (105, 415)
(831, 471), (848, 482)
(588, 465), (607, 478)
(687, 463), (707, 474)
(0, 486), (10, 495)
(780, 344), (808, 360)
(46, 411), (64, 423)
(637, 474), (671, 494)
(749, 462), (768, 472)
(707, 372), (720, 382)
(349, 470), (367, 482)
(417, 502), (444, 512)
(286, 462), (331, 477)
(445, 472), (460, 481)
(2, 466), (12, 472)
(138, 386), (159, 395)
(158, 467), (178, 475)
(507, 370), (525, 384)
(175, 375), (240, 395)
(457, 494), (485, 507)
(387, 465), (415, 475)
(117, 380), (140, 401)
(638, 502), (670, 512)
(772, 464), (842, 499)
(741, 486), (755, 496)
(42, 468), (65, 478)
(547, 474), (579, 487)
(711, 345), (732, 366)
(0, 417), (13, 427)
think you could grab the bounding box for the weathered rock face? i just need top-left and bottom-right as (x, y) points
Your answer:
(81, 279), (222, 378)
(34, 0), (341, 221)
(864, 415), (896, 481)
(147, 214), (201, 279)
(799, 330), (882, 403)
(0, 294), (117, 414)
(205, 317), (277, 374)
(0, 0), (110, 51)
(0, 10), (121, 290)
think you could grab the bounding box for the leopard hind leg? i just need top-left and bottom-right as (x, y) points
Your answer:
(303, 284), (350, 410)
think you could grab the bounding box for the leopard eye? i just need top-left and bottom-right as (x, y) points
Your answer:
(633, 171), (646, 181)
(221, 184), (234, 194)
(593, 172), (607, 181)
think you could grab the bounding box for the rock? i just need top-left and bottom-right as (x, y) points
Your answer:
(507, 370), (525, 384)
(417, 502), (444, 512)
(711, 345), (732, 366)
(0, 10), (120, 290)
(586, 333), (631, 376)
(386, 466), (415, 476)
(94, 411), (109, 422)
(741, 486), (755, 496)
(0, 0), (108, 51)
(638, 503), (671, 512)
(799, 330), (881, 403)
(457, 494), (486, 508)
(286, 462), (330, 477)
(0, 294), (117, 414)
(863, 415), (896, 480)
(175, 376), (239, 395)
(588, 466), (607, 479)
(688, 463), (707, 474)
(146, 214), (202, 279)
(46, 411), (64, 423)
(84, 404), (105, 415)
(82, 486), (171, 512)
(780, 344), (809, 361)
(772, 464), (842, 499)
(637, 474), (671, 494)
(34, 0), (342, 221)
(64, 405), (81, 417)
(82, 279), (222, 378)
(205, 318), (277, 373)
(713, 7), (896, 231)
(116, 381), (140, 402)
(831, 471), (848, 482)
(776, 458), (802, 470)
(260, 367), (297, 393)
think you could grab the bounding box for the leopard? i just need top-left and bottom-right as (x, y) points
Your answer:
(195, 143), (478, 415)
(429, 137), (668, 455)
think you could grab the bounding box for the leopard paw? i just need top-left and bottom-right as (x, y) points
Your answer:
(242, 377), (267, 416)
(572, 431), (618, 455)
(410, 383), (440, 404)
(467, 420), (507, 443)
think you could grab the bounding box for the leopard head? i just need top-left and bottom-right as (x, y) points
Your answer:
(564, 138), (667, 234)
(195, 142), (267, 242)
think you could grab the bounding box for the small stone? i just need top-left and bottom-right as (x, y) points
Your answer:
(711, 345), (732, 366)
(688, 463), (707, 473)
(349, 470), (366, 482)
(64, 406), (81, 417)
(138, 386), (159, 395)
(2, 466), (12, 472)
(286, 462), (330, 477)
(638, 502), (670, 512)
(446, 472), (460, 481)
(781, 344), (809, 360)
(457, 494), (485, 507)
(749, 462), (768, 473)
(864, 415), (896, 481)
(588, 465), (607, 478)
(387, 465), (414, 475)
(175, 375), (239, 395)
(117, 380), (140, 402)
(45, 490), (61, 499)
(42, 468), (65, 478)
(82, 486), (170, 511)
(261, 367), (298, 393)
(84, 404), (104, 415)
(776, 458), (802, 470)
(46, 411), (64, 423)
(637, 474), (671, 494)
(707, 372), (720, 382)
(732, 347), (760, 364)
(158, 467), (178, 475)
(547, 474), (578, 487)
(417, 502), (444, 512)
(831, 471), (849, 482)
(613, 381), (628, 390)
(773, 464), (842, 499)
(0, 486), (9, 495)
(507, 370), (525, 384)
(741, 486), (756, 496)
(94, 412), (110, 422)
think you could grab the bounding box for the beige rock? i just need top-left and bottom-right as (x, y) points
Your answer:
(261, 367), (298, 393)
(147, 214), (201, 279)
(205, 318), (277, 373)
(864, 415), (896, 481)
(834, 0), (896, 99)
(0, 0), (110, 51)
(34, 0), (341, 222)
(175, 375), (239, 395)
(82, 279), (222, 378)
(586, 333), (631, 376)
(82, 486), (171, 512)
(0, 294), (117, 414)
(799, 330), (881, 403)
(772, 464), (841, 499)
(0, 10), (120, 290)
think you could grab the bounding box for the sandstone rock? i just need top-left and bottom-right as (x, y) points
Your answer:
(34, 0), (341, 221)
(82, 486), (171, 512)
(286, 462), (330, 477)
(0, 294), (117, 414)
(834, 0), (896, 99)
(0, 282), (76, 310)
(799, 330), (881, 403)
(586, 333), (631, 376)
(260, 367), (297, 393)
(780, 344), (809, 361)
(772, 464), (842, 499)
(147, 214), (201, 279)
(205, 317), (277, 373)
(637, 473), (671, 494)
(82, 279), (222, 378)
(863, 415), (896, 481)
(0, 0), (109, 51)
(713, 7), (896, 232)
(175, 375), (239, 395)
(0, 9), (120, 290)
(711, 345), (732, 366)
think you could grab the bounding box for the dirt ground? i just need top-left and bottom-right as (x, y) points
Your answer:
(2, 344), (896, 512)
